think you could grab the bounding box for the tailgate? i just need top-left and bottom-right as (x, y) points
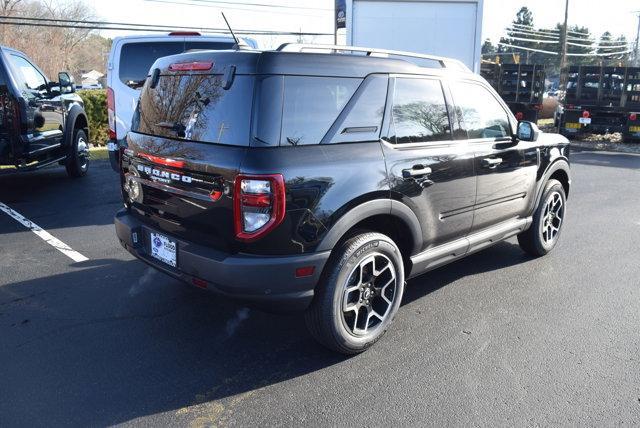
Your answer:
(123, 132), (246, 253)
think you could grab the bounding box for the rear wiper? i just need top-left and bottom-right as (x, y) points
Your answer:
(155, 121), (186, 137)
(126, 79), (147, 89)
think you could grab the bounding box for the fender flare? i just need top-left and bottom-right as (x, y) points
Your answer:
(532, 159), (571, 213)
(63, 105), (88, 149)
(316, 199), (423, 255)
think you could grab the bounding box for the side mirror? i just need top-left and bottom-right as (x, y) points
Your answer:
(516, 121), (540, 142)
(58, 72), (75, 94)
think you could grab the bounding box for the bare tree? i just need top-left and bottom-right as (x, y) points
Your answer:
(0, 0), (99, 79)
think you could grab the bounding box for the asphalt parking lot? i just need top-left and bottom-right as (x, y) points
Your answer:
(1, 150), (639, 426)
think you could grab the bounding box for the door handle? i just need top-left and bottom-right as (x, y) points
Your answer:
(482, 157), (503, 168)
(402, 166), (432, 178)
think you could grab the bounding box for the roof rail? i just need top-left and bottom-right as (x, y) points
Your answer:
(276, 43), (471, 73)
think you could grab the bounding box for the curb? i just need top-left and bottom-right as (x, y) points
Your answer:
(570, 141), (640, 155)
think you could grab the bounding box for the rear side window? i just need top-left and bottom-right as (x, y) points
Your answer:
(449, 81), (511, 139)
(390, 77), (451, 144)
(327, 75), (388, 144)
(280, 76), (361, 146)
(118, 41), (234, 88)
(132, 75), (253, 146)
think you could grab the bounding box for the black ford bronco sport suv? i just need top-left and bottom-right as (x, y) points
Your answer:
(0, 46), (90, 177)
(114, 44), (571, 354)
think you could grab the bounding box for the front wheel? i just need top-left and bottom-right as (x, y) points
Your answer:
(518, 179), (566, 257)
(305, 232), (405, 354)
(65, 129), (89, 178)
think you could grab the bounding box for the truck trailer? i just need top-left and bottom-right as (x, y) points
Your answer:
(559, 65), (640, 142)
(344, 0), (483, 73)
(481, 62), (546, 122)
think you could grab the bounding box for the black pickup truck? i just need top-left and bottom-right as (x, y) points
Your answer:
(0, 46), (90, 176)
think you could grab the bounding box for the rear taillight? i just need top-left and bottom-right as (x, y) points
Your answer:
(234, 174), (286, 242)
(630, 113), (638, 121)
(582, 110), (590, 119)
(107, 87), (116, 140)
(515, 111), (524, 121)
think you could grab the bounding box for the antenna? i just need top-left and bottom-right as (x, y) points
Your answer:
(221, 12), (240, 47)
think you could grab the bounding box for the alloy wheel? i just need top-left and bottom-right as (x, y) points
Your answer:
(341, 252), (397, 336)
(540, 191), (564, 245)
(77, 136), (89, 171)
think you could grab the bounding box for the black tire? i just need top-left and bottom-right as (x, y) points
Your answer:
(65, 129), (89, 178)
(518, 179), (566, 257)
(305, 232), (405, 354)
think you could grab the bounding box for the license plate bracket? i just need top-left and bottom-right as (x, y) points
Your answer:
(149, 232), (177, 267)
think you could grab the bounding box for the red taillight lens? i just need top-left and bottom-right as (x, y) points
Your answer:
(106, 87), (116, 140)
(234, 174), (286, 242)
(168, 61), (213, 72)
(630, 113), (638, 121)
(515, 112), (524, 121)
(582, 110), (590, 119)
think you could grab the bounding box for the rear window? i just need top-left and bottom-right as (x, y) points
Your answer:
(132, 75), (253, 146)
(118, 41), (234, 88)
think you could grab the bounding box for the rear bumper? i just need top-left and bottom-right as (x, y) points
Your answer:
(114, 209), (329, 311)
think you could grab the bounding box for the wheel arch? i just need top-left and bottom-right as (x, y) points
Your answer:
(316, 199), (423, 269)
(64, 105), (89, 148)
(533, 159), (571, 213)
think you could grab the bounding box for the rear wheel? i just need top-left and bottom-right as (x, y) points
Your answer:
(518, 179), (566, 257)
(65, 129), (89, 178)
(305, 232), (405, 354)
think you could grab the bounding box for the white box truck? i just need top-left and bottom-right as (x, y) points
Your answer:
(344, 0), (483, 73)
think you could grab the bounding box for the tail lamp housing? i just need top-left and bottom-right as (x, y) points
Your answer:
(106, 87), (116, 140)
(234, 174), (286, 242)
(630, 113), (637, 122)
(582, 110), (590, 119)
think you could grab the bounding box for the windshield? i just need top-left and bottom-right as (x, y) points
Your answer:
(118, 41), (235, 89)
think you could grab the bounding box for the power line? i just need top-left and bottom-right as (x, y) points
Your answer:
(503, 28), (559, 39)
(150, 0), (332, 11)
(504, 35), (559, 44)
(0, 17), (333, 35)
(144, 0), (332, 17)
(567, 49), (633, 57)
(497, 42), (558, 55)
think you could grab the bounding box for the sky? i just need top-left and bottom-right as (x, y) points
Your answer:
(85, 0), (640, 49)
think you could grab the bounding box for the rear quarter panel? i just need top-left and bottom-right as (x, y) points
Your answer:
(239, 142), (389, 255)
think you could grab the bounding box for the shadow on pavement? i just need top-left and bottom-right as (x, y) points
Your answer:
(0, 160), (120, 229)
(0, 240), (533, 426)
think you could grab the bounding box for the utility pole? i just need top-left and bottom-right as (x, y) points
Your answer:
(634, 11), (640, 66)
(559, 0), (569, 90)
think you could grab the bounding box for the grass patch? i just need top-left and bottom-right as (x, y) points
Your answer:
(90, 146), (109, 161)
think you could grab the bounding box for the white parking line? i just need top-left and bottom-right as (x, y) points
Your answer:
(0, 202), (89, 263)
